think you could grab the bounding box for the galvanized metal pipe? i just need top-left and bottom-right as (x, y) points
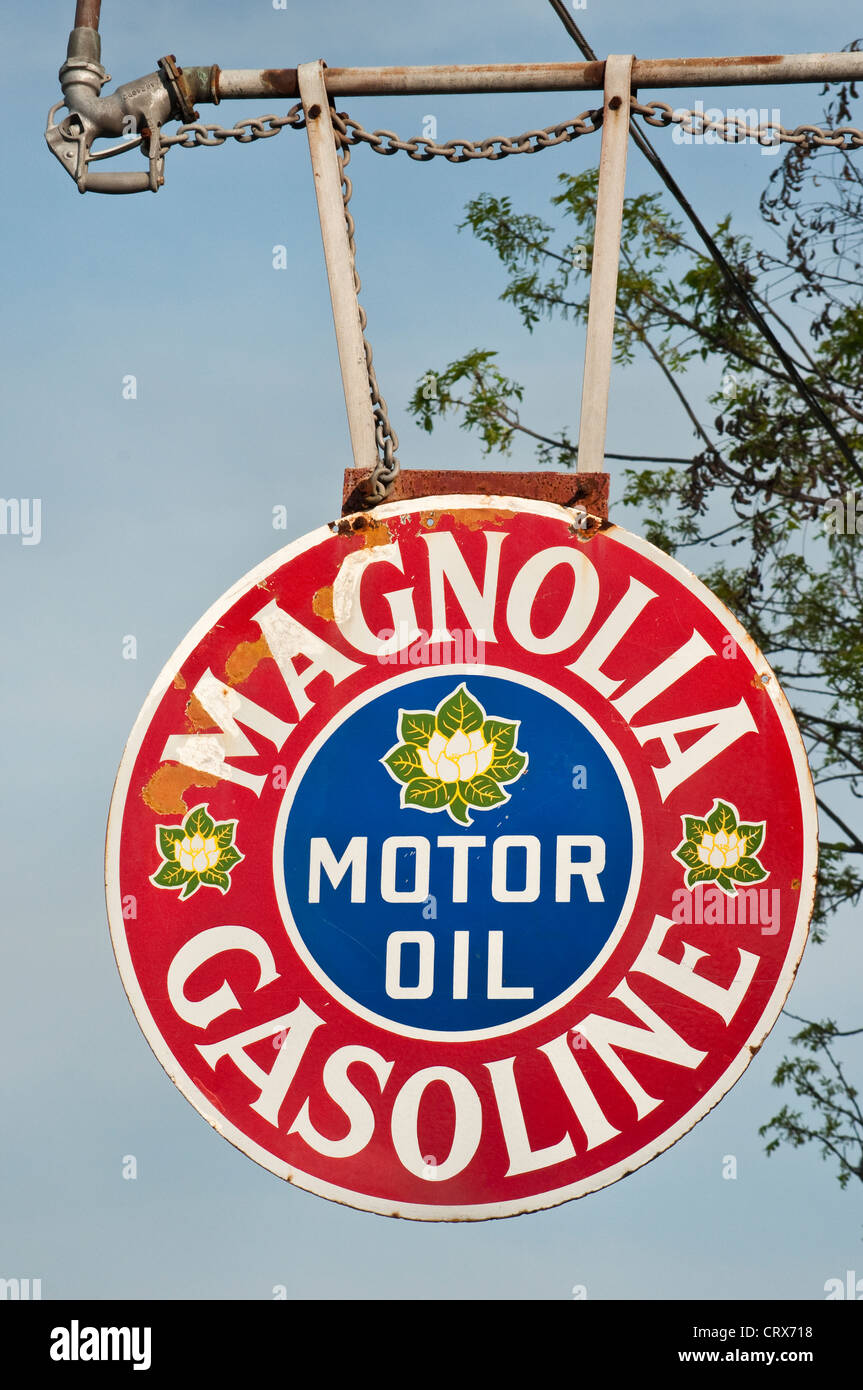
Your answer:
(74, 0), (101, 30)
(577, 55), (632, 475)
(215, 52), (863, 101)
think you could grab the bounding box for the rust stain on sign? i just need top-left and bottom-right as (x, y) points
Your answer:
(362, 522), (393, 548)
(187, 694), (217, 731)
(313, 585), (335, 621)
(421, 507), (516, 532)
(173, 673), (187, 690)
(225, 634), (271, 686)
(751, 672), (773, 692)
(331, 514), (394, 548)
(141, 763), (220, 815)
(568, 510), (608, 542)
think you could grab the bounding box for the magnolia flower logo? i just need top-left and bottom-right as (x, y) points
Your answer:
(150, 804), (243, 899)
(673, 799), (768, 896)
(382, 684), (527, 825)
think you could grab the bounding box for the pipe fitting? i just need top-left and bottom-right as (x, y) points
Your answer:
(46, 25), (218, 194)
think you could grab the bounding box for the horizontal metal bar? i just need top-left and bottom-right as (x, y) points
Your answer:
(214, 52), (863, 101)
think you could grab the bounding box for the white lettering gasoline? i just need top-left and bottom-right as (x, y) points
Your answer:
(166, 915), (759, 1181)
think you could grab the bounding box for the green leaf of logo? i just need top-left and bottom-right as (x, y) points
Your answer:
(185, 805), (215, 838)
(400, 711), (436, 747)
(199, 868), (230, 892)
(684, 816), (709, 843)
(152, 860), (192, 888)
(483, 719), (516, 754)
(213, 821), (236, 849)
(489, 749), (526, 783)
(404, 777), (452, 810)
(676, 841), (703, 869)
(158, 826), (185, 861)
(733, 856), (767, 883)
(461, 775), (506, 808)
(436, 685), (484, 737)
(385, 744), (426, 783)
(686, 863), (720, 887)
(448, 796), (471, 825)
(217, 844), (242, 872)
(737, 823), (764, 856)
(706, 801), (737, 836)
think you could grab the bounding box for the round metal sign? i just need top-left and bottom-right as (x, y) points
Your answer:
(106, 496), (816, 1219)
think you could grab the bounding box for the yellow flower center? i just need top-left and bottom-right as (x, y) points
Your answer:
(697, 829), (745, 870)
(418, 729), (495, 784)
(175, 833), (221, 874)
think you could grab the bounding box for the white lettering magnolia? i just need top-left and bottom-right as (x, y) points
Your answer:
(160, 530), (759, 800)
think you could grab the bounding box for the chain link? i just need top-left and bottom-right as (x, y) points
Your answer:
(333, 108), (604, 161)
(333, 126), (401, 504)
(631, 99), (863, 149)
(159, 104), (306, 148)
(158, 103), (605, 160)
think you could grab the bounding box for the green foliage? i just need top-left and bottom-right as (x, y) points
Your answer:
(759, 1017), (863, 1191)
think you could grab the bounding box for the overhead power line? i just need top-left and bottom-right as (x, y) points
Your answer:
(546, 0), (863, 484)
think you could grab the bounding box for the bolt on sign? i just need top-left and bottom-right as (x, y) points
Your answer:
(106, 496), (816, 1219)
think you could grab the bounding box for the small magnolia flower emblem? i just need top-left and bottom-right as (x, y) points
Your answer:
(382, 684), (528, 825)
(150, 804), (243, 900)
(673, 799), (768, 897)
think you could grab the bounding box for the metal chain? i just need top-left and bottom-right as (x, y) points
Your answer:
(159, 104), (306, 147)
(631, 99), (863, 149)
(333, 108), (604, 161)
(157, 101), (863, 157)
(331, 116), (400, 504)
(158, 103), (605, 159)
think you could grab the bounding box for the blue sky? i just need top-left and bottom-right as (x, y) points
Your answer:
(1, 0), (860, 1299)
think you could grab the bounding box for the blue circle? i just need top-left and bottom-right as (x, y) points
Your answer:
(281, 674), (633, 1032)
